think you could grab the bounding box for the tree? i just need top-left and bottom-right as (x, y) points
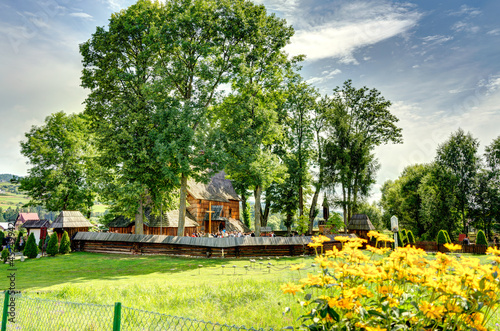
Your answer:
(59, 231), (71, 254)
(24, 233), (38, 259)
(46, 233), (59, 256)
(214, 13), (294, 236)
(323, 80), (402, 231)
(435, 128), (480, 233)
(476, 230), (487, 245)
(356, 201), (383, 230)
(14, 231), (23, 252)
(18, 112), (95, 217)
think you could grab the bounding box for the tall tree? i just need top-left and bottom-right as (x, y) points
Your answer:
(19, 112), (95, 217)
(435, 128), (480, 233)
(323, 80), (402, 230)
(80, 0), (171, 233)
(214, 6), (294, 236)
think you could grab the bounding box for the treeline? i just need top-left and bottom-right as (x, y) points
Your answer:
(17, 0), (402, 235)
(381, 129), (500, 241)
(0, 206), (58, 223)
(0, 174), (18, 183)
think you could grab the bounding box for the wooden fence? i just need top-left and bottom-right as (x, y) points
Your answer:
(72, 232), (351, 258)
(414, 241), (488, 254)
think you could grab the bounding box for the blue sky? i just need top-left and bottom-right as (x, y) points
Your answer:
(1, 0), (499, 202)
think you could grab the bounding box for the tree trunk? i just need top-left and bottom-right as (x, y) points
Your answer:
(299, 185), (304, 217)
(135, 197), (144, 235)
(260, 198), (270, 228)
(254, 186), (262, 237)
(308, 186), (320, 235)
(241, 194), (248, 227)
(286, 213), (292, 236)
(177, 173), (188, 236)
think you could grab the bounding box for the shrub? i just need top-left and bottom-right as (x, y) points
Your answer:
(397, 230), (406, 247)
(407, 230), (416, 244)
(59, 231), (71, 254)
(0, 231), (5, 245)
(24, 233), (38, 259)
(437, 230), (448, 245)
(281, 234), (500, 330)
(1, 249), (9, 263)
(46, 233), (59, 256)
(14, 232), (23, 252)
(476, 230), (487, 245)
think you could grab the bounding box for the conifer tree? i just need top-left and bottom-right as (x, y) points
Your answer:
(59, 231), (71, 254)
(437, 230), (447, 245)
(46, 233), (59, 256)
(407, 230), (416, 244)
(14, 232), (23, 252)
(24, 233), (38, 259)
(476, 230), (487, 245)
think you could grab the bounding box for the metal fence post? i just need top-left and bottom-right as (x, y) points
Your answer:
(113, 302), (122, 331)
(1, 290), (10, 331)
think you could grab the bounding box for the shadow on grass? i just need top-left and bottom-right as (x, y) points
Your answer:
(0, 252), (305, 291)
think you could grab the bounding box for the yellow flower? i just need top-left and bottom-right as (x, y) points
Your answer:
(300, 273), (323, 286)
(308, 242), (323, 248)
(290, 263), (305, 271)
(419, 301), (445, 320)
(444, 243), (462, 251)
(311, 235), (331, 244)
(486, 246), (500, 255)
(280, 282), (303, 295)
(334, 236), (350, 242)
(365, 327), (387, 331)
(314, 255), (334, 269)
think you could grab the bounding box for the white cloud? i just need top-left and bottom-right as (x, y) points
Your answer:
(422, 35), (453, 45)
(307, 68), (341, 84)
(69, 12), (94, 20)
(487, 29), (500, 36)
(452, 21), (480, 34)
(285, 1), (421, 62)
(449, 5), (481, 17)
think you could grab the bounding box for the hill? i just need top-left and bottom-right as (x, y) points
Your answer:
(0, 174), (19, 182)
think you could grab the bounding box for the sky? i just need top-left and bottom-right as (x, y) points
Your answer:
(1, 0), (499, 203)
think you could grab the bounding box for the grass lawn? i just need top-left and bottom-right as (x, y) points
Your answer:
(1, 251), (498, 329)
(1, 252), (307, 328)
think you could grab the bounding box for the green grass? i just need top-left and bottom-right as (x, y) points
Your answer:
(0, 193), (29, 208)
(1, 252), (308, 328)
(1, 252), (498, 329)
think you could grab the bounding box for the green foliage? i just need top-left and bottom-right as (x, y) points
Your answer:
(327, 213), (344, 232)
(59, 231), (71, 254)
(19, 112), (95, 217)
(296, 215), (309, 235)
(437, 230), (448, 245)
(24, 233), (38, 259)
(446, 231), (451, 243)
(14, 231), (23, 252)
(38, 235), (44, 251)
(322, 80), (402, 228)
(407, 230), (416, 244)
(0, 231), (4, 246)
(397, 230), (407, 247)
(1, 248), (8, 263)
(46, 233), (59, 257)
(476, 230), (487, 245)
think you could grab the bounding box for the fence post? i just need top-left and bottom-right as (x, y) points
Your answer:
(113, 302), (122, 331)
(1, 290), (10, 331)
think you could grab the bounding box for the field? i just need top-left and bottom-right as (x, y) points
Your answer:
(0, 192), (29, 209)
(1, 252), (498, 329)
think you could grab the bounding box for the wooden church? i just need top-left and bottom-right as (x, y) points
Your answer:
(108, 171), (248, 236)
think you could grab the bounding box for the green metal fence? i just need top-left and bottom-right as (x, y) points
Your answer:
(0, 291), (273, 331)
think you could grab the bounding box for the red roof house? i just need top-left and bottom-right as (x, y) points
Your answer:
(15, 213), (40, 230)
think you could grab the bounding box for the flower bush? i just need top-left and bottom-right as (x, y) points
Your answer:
(282, 232), (500, 330)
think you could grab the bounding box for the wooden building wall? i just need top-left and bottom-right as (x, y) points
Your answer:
(109, 224), (197, 236)
(187, 194), (240, 223)
(54, 227), (89, 241)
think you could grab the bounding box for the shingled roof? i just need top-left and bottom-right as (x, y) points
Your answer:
(187, 171), (239, 202)
(347, 214), (375, 231)
(22, 219), (51, 229)
(51, 211), (92, 229)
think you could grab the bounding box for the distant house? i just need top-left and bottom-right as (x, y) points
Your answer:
(50, 211), (92, 241)
(0, 222), (12, 231)
(347, 214), (375, 240)
(22, 220), (50, 244)
(15, 213), (40, 230)
(108, 171), (248, 236)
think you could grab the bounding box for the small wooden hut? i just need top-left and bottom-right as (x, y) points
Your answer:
(22, 219), (51, 244)
(15, 213), (39, 230)
(50, 211), (92, 241)
(347, 214), (375, 240)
